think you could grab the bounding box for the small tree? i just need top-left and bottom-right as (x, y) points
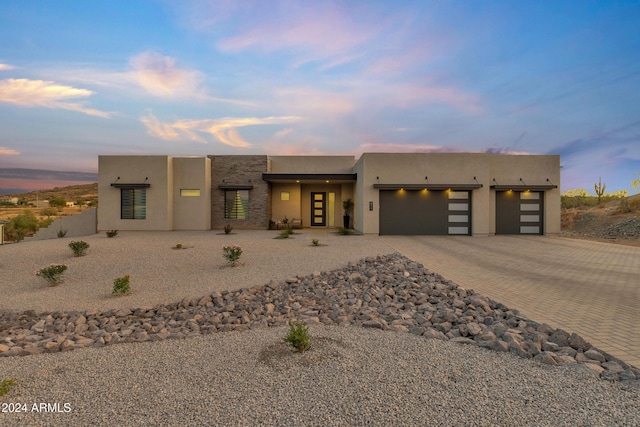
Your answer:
(632, 172), (640, 193)
(40, 207), (58, 218)
(49, 197), (67, 209)
(594, 177), (606, 204)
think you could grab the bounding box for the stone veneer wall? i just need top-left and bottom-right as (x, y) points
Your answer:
(209, 155), (270, 230)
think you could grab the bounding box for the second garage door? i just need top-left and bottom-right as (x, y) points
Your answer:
(379, 189), (471, 235)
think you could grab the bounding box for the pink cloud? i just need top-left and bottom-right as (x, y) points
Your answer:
(0, 147), (20, 156)
(129, 51), (205, 98)
(141, 113), (302, 148)
(0, 63), (16, 71)
(0, 78), (112, 118)
(358, 143), (458, 154)
(217, 3), (376, 67)
(384, 83), (483, 113)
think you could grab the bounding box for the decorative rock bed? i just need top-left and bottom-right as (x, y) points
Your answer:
(1, 254), (638, 386)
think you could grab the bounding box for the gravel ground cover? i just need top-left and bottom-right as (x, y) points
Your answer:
(1, 230), (639, 426)
(1, 230), (395, 312)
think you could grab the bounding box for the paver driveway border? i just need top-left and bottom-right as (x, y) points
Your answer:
(382, 235), (640, 368)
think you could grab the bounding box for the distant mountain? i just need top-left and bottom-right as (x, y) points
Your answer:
(0, 188), (28, 195)
(0, 168), (98, 195)
(1, 183), (98, 201)
(0, 168), (98, 182)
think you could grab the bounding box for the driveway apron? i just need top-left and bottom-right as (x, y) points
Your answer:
(382, 235), (640, 368)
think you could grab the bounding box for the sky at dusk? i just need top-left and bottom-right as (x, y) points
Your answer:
(1, 0), (639, 194)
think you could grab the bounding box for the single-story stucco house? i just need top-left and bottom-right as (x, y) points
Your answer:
(98, 153), (560, 236)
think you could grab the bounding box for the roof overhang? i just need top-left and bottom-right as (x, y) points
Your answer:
(373, 183), (483, 191)
(218, 185), (254, 190)
(110, 183), (150, 189)
(262, 173), (357, 184)
(490, 184), (557, 191)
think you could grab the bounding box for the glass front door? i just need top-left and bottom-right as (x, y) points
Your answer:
(311, 192), (326, 226)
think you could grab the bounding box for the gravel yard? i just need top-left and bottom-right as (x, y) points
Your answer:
(1, 230), (638, 426)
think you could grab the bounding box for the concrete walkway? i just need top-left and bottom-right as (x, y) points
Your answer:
(382, 235), (640, 368)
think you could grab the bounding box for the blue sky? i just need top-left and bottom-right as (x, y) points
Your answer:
(1, 0), (639, 193)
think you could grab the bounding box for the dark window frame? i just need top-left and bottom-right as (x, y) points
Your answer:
(121, 188), (147, 220)
(224, 190), (249, 220)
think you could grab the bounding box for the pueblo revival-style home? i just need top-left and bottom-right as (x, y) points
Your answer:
(98, 153), (560, 236)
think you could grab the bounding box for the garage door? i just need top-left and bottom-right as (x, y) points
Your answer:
(379, 190), (471, 235)
(495, 191), (543, 234)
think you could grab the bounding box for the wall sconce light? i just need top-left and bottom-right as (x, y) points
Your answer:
(369, 201), (373, 211)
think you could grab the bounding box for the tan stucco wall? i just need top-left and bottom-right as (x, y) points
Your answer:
(98, 156), (173, 231)
(268, 156), (356, 173)
(172, 157), (211, 230)
(488, 154), (561, 235)
(356, 153), (491, 235)
(271, 183), (302, 223)
(355, 153), (560, 235)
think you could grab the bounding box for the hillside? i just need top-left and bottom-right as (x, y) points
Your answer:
(0, 183), (98, 223)
(4, 183), (98, 203)
(561, 194), (640, 246)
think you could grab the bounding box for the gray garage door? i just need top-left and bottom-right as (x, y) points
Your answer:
(495, 191), (543, 235)
(379, 190), (471, 235)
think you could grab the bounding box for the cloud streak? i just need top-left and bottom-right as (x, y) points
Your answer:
(216, 2), (377, 68)
(141, 113), (302, 147)
(0, 147), (20, 156)
(0, 63), (16, 71)
(0, 78), (112, 118)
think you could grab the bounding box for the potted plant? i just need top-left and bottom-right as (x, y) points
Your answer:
(342, 198), (354, 229)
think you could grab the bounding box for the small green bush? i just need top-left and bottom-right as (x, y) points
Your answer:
(0, 379), (15, 397)
(337, 227), (353, 235)
(283, 321), (311, 352)
(69, 240), (89, 256)
(312, 238), (319, 246)
(112, 275), (131, 295)
(106, 230), (118, 238)
(36, 264), (68, 286)
(223, 245), (242, 266)
(224, 224), (233, 234)
(175, 243), (183, 249)
(279, 227), (293, 238)
(57, 228), (68, 238)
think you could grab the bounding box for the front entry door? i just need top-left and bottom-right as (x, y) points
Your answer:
(311, 192), (326, 226)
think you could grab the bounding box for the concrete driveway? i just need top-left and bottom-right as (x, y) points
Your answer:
(382, 235), (640, 368)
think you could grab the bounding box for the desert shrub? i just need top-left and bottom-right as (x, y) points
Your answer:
(69, 240), (89, 256)
(5, 210), (38, 242)
(337, 227), (353, 235)
(223, 245), (242, 266)
(224, 224), (233, 234)
(57, 228), (68, 238)
(106, 230), (118, 238)
(279, 227), (293, 238)
(36, 264), (67, 286)
(312, 238), (319, 246)
(175, 243), (183, 249)
(0, 379), (15, 397)
(283, 321), (311, 352)
(112, 275), (131, 295)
